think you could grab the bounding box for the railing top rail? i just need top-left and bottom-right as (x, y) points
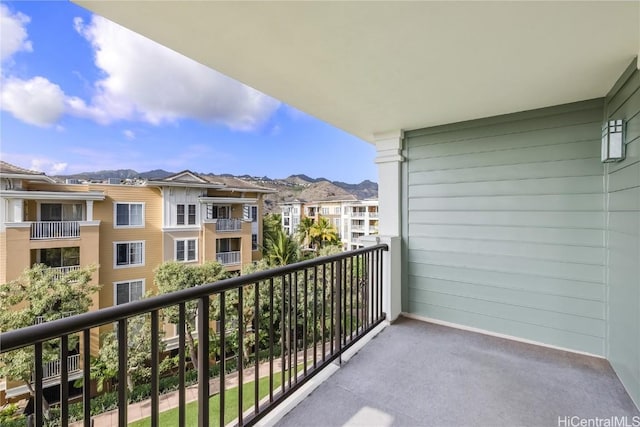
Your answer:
(0, 243), (388, 353)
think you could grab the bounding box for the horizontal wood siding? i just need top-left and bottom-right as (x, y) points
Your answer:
(605, 62), (640, 407)
(404, 99), (607, 355)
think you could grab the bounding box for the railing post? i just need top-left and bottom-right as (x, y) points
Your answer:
(197, 297), (210, 427)
(334, 260), (342, 364)
(360, 236), (399, 321)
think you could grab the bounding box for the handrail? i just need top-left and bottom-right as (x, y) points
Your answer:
(0, 244), (388, 352)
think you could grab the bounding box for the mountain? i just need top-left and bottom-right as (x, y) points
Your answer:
(54, 169), (378, 214)
(58, 169), (173, 181)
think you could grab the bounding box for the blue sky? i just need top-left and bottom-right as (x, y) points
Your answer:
(0, 1), (377, 183)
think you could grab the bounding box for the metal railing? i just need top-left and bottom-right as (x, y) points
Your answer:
(35, 311), (77, 325)
(31, 221), (80, 240)
(41, 355), (81, 380)
(49, 266), (81, 281)
(0, 244), (387, 427)
(216, 219), (243, 232)
(369, 212), (378, 218)
(216, 251), (241, 265)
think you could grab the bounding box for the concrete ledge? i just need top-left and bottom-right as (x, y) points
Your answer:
(256, 321), (388, 427)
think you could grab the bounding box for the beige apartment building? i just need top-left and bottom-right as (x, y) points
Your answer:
(0, 161), (271, 399)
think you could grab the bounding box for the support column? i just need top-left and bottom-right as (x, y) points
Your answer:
(9, 199), (24, 222)
(86, 200), (94, 221)
(361, 130), (404, 322)
(374, 130), (404, 236)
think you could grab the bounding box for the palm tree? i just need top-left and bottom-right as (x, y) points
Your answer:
(296, 217), (315, 249)
(265, 229), (299, 266)
(310, 217), (340, 249)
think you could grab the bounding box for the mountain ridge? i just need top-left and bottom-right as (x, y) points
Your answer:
(55, 169), (378, 214)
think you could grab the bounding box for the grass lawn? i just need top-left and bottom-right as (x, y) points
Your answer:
(130, 367), (303, 427)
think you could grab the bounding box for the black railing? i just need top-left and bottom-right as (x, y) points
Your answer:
(0, 244), (388, 427)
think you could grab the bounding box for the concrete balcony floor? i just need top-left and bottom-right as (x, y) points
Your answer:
(277, 317), (639, 427)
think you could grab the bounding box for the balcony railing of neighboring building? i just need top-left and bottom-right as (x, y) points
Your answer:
(33, 354), (81, 381)
(216, 251), (241, 265)
(30, 221), (80, 240)
(351, 212), (366, 218)
(0, 244), (387, 427)
(49, 266), (81, 281)
(215, 219), (244, 232)
(368, 212), (378, 218)
(34, 311), (77, 325)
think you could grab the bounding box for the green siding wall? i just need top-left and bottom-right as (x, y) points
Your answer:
(404, 99), (607, 355)
(605, 61), (640, 408)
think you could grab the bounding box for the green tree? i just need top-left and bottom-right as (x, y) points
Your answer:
(262, 213), (283, 253)
(264, 228), (299, 266)
(93, 314), (165, 391)
(310, 217), (340, 249)
(296, 217), (315, 249)
(154, 261), (229, 372)
(0, 264), (101, 415)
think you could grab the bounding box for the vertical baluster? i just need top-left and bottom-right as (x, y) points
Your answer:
(335, 260), (342, 363)
(269, 278), (274, 403)
(313, 265), (317, 368)
(378, 248), (383, 319)
(118, 319), (128, 426)
(198, 297), (209, 427)
(219, 293), (226, 427)
(350, 254), (354, 341)
(238, 289), (244, 426)
(254, 282), (259, 415)
(280, 275), (286, 395)
(151, 311), (159, 427)
(293, 272), (298, 384)
(34, 342), (43, 427)
(83, 329), (91, 427)
(303, 268), (308, 376)
(330, 262), (334, 355)
(322, 263), (326, 361)
(178, 303), (186, 427)
(61, 335), (69, 427)
(355, 254), (360, 336)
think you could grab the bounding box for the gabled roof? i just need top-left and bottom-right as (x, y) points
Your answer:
(162, 170), (209, 184)
(0, 161), (56, 183)
(202, 174), (276, 193)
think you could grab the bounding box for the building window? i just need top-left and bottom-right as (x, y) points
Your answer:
(206, 204), (230, 220)
(321, 208), (329, 215)
(115, 280), (144, 305)
(176, 204), (196, 225)
(284, 217), (290, 226)
(252, 234), (258, 251)
(41, 203), (83, 221)
(114, 241), (144, 268)
(176, 239), (197, 262)
(115, 202), (144, 227)
(251, 206), (258, 222)
(293, 207), (298, 214)
(334, 207), (340, 214)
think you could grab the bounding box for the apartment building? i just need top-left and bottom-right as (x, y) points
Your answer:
(280, 198), (378, 250)
(0, 162), (271, 399)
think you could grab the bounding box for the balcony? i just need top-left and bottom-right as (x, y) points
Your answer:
(49, 266), (81, 281)
(278, 317), (640, 426)
(215, 219), (243, 232)
(368, 212), (378, 218)
(216, 251), (241, 265)
(39, 355), (81, 381)
(30, 221), (80, 240)
(0, 245), (386, 426)
(350, 212), (365, 218)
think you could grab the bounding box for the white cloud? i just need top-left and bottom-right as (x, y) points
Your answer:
(25, 157), (67, 175)
(0, 76), (66, 127)
(123, 129), (135, 140)
(72, 16), (280, 130)
(0, 4), (32, 63)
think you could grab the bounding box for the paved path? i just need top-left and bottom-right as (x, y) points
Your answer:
(74, 348), (320, 426)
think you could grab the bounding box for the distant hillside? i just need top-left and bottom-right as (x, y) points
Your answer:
(55, 169), (377, 214)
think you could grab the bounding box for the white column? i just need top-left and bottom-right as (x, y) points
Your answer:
(364, 130), (404, 322)
(86, 200), (94, 221)
(374, 130), (404, 236)
(10, 199), (24, 222)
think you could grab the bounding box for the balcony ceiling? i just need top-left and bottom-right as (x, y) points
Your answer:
(73, 1), (639, 141)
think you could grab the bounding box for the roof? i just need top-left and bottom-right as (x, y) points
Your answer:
(148, 169), (274, 193)
(73, 2), (639, 141)
(0, 161), (56, 182)
(0, 161), (47, 176)
(202, 174), (276, 193)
